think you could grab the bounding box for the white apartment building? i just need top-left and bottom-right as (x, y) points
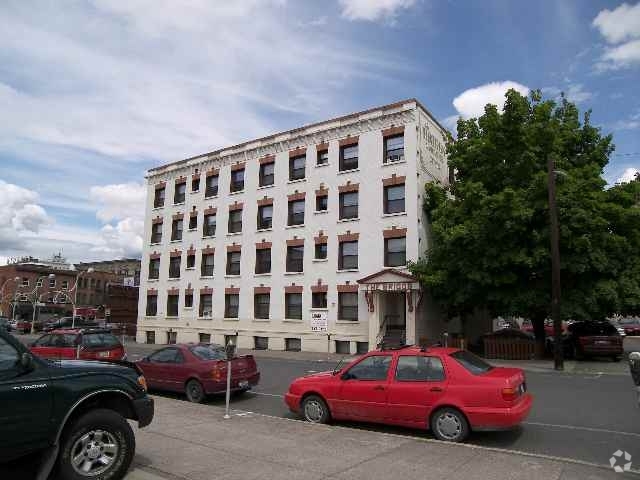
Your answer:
(137, 99), (449, 353)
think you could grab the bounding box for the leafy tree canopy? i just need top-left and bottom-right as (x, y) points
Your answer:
(410, 89), (639, 331)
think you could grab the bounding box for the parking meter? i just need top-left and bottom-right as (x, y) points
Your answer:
(629, 352), (640, 386)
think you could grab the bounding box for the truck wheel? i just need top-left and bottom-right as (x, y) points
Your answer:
(185, 379), (205, 403)
(57, 408), (135, 480)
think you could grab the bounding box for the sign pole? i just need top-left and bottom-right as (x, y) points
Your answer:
(327, 333), (331, 361)
(224, 360), (231, 419)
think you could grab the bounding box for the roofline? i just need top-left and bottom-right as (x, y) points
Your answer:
(357, 268), (419, 284)
(148, 98), (447, 175)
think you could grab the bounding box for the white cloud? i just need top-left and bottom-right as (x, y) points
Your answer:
(339, 0), (417, 21)
(593, 2), (640, 44)
(0, 180), (51, 250)
(543, 84), (594, 104)
(451, 81), (530, 119)
(593, 3), (640, 71)
(616, 167), (640, 183)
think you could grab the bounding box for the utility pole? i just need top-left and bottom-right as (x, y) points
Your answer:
(547, 155), (563, 371)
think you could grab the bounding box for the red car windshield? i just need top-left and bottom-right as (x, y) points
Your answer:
(450, 350), (494, 375)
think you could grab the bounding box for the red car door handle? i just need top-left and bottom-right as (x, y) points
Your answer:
(373, 385), (385, 391)
(430, 387), (443, 392)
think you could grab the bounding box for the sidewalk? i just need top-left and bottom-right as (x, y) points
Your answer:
(125, 396), (635, 480)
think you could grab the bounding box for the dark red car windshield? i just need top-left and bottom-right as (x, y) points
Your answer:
(189, 345), (226, 360)
(450, 350), (494, 375)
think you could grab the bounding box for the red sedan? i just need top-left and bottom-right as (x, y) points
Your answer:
(136, 343), (260, 403)
(285, 346), (532, 442)
(30, 328), (126, 361)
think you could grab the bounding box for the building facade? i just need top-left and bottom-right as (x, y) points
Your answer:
(76, 259), (141, 286)
(136, 99), (449, 353)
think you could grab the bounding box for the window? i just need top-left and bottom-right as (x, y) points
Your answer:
(339, 144), (358, 171)
(257, 205), (273, 230)
(146, 295), (157, 316)
(151, 223), (162, 243)
(228, 209), (242, 233)
(384, 134), (404, 163)
(289, 155), (305, 180)
(196, 334), (213, 345)
(384, 184), (405, 214)
(146, 331), (155, 344)
(49, 278), (56, 288)
(203, 213), (216, 237)
(169, 256), (181, 278)
(254, 336), (269, 350)
(185, 292), (193, 308)
(338, 240), (358, 270)
(205, 175), (218, 197)
(259, 162), (274, 187)
(316, 195), (328, 212)
(315, 243), (327, 260)
(149, 258), (160, 279)
(154, 187), (165, 208)
(167, 294), (179, 317)
(225, 294), (239, 318)
(286, 245), (304, 272)
(395, 356), (445, 381)
(192, 176), (200, 192)
(149, 347), (180, 363)
(199, 293), (212, 317)
(335, 340), (351, 354)
(339, 192), (358, 219)
(317, 149), (328, 166)
(255, 248), (271, 274)
(230, 169), (244, 192)
(312, 291), (327, 308)
(0, 337), (19, 371)
(189, 215), (197, 230)
(171, 219), (183, 241)
(450, 350), (494, 375)
(167, 332), (178, 345)
(344, 355), (391, 380)
(285, 293), (302, 319)
(338, 292), (358, 320)
(385, 237), (406, 267)
(288, 199), (305, 226)
(226, 251), (241, 275)
(61, 280), (69, 290)
(22, 277), (29, 287)
(174, 182), (186, 204)
(201, 253), (215, 277)
(254, 293), (270, 319)
(285, 338), (301, 352)
(356, 342), (369, 354)
(186, 253), (195, 269)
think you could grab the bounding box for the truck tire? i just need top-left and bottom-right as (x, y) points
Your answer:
(56, 408), (135, 480)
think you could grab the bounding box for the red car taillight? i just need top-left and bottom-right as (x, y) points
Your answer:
(501, 387), (519, 402)
(211, 362), (225, 381)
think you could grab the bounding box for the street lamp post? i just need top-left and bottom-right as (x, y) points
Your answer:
(547, 155), (563, 371)
(0, 276), (20, 317)
(30, 273), (56, 335)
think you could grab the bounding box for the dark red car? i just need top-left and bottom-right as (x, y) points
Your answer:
(30, 328), (126, 361)
(136, 343), (260, 403)
(285, 346), (532, 442)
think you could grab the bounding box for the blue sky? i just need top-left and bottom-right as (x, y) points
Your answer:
(0, 0), (638, 263)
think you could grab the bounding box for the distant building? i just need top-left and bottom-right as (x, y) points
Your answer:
(137, 99), (449, 352)
(76, 258), (141, 286)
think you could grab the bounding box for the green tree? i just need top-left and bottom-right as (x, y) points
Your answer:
(410, 89), (638, 354)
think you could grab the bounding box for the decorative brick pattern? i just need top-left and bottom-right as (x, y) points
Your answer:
(315, 186), (329, 196)
(338, 182), (359, 193)
(206, 167), (219, 177)
(284, 285), (303, 293)
(151, 216), (163, 225)
(202, 246), (215, 254)
(230, 162), (245, 172)
(286, 238), (304, 246)
(185, 287), (194, 294)
(339, 136), (359, 147)
(337, 284), (359, 293)
(229, 202), (243, 211)
(169, 250), (182, 257)
(187, 245), (196, 255)
(382, 125), (405, 137)
(287, 191), (306, 201)
(168, 287), (180, 295)
(190, 210), (198, 217)
(154, 181), (166, 190)
(289, 147), (307, 157)
(149, 252), (161, 260)
(254, 286), (271, 294)
(259, 154), (275, 164)
(175, 176), (187, 185)
(203, 206), (217, 215)
(383, 227), (407, 239)
(147, 288), (158, 295)
(227, 244), (241, 252)
(256, 241), (272, 249)
(200, 287), (213, 294)
(316, 142), (329, 151)
(338, 232), (359, 242)
(225, 287), (240, 294)
(382, 174), (406, 187)
(192, 173), (200, 181)
(310, 284), (328, 293)
(172, 213), (184, 220)
(257, 197), (273, 206)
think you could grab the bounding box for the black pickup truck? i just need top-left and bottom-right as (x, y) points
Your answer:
(0, 328), (153, 479)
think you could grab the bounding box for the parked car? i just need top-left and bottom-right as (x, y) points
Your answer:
(136, 343), (260, 403)
(560, 321), (624, 361)
(617, 317), (640, 336)
(521, 319), (567, 337)
(30, 328), (127, 361)
(285, 345), (532, 442)
(0, 328), (153, 479)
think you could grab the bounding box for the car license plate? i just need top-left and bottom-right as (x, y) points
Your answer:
(596, 340), (609, 345)
(238, 380), (249, 389)
(99, 351), (110, 358)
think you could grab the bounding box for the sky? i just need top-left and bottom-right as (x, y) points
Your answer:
(0, 0), (639, 265)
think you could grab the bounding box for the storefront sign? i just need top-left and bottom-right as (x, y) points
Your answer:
(364, 282), (417, 292)
(310, 311), (328, 332)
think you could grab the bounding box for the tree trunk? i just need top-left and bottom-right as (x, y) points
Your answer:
(531, 315), (546, 360)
